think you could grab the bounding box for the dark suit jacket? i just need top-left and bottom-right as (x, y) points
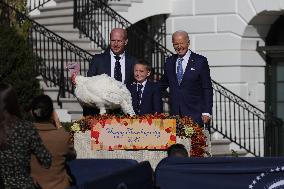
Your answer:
(127, 81), (163, 115)
(31, 123), (76, 189)
(84, 49), (136, 116)
(160, 51), (213, 125)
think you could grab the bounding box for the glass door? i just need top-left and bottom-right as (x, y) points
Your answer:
(266, 57), (284, 155)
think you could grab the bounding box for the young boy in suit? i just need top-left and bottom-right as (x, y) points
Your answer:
(127, 60), (163, 115)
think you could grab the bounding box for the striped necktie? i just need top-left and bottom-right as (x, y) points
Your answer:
(177, 58), (183, 85)
(114, 55), (122, 82)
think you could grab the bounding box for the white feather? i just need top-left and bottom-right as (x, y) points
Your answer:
(74, 74), (135, 115)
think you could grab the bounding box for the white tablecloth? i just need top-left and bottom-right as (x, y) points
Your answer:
(74, 131), (192, 168)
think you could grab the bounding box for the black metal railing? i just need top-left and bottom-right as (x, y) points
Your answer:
(211, 80), (282, 156)
(74, 0), (173, 77)
(26, 0), (51, 12)
(0, 1), (92, 107)
(73, 0), (283, 156)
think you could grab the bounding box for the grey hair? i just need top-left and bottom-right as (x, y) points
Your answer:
(172, 30), (190, 41)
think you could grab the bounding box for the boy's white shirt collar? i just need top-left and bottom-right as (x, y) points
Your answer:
(137, 79), (147, 87)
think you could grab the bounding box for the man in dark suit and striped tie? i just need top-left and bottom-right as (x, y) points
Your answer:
(84, 28), (136, 116)
(160, 30), (213, 126)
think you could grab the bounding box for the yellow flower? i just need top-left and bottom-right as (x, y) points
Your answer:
(71, 123), (81, 132)
(184, 126), (194, 138)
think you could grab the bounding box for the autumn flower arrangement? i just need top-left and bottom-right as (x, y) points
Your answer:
(66, 114), (207, 157)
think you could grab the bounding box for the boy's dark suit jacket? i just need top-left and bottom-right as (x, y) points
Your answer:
(83, 49), (136, 116)
(160, 51), (213, 125)
(127, 81), (163, 115)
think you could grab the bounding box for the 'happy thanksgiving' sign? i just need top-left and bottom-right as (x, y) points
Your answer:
(91, 119), (176, 150)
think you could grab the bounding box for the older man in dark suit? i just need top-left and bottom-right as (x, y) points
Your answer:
(160, 30), (213, 125)
(84, 28), (136, 116)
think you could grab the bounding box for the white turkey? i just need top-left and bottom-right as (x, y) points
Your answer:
(67, 62), (135, 115)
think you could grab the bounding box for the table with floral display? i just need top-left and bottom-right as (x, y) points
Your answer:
(68, 114), (208, 168)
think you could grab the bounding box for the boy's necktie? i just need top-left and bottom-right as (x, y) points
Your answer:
(114, 55), (122, 82)
(136, 84), (143, 113)
(177, 58), (183, 85)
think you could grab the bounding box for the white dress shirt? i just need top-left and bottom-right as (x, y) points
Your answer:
(175, 50), (191, 75)
(110, 50), (126, 83)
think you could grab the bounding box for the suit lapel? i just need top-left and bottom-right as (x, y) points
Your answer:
(170, 56), (179, 85)
(131, 84), (138, 110)
(180, 52), (195, 85)
(181, 57), (193, 84)
(105, 50), (111, 76)
(125, 53), (132, 83)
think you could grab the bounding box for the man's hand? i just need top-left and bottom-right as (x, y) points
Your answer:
(202, 115), (211, 124)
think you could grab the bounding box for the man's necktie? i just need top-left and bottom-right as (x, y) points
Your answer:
(177, 58), (183, 85)
(114, 55), (122, 82)
(136, 84), (143, 113)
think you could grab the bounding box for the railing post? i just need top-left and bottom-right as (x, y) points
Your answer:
(57, 38), (65, 108)
(73, 0), (77, 28)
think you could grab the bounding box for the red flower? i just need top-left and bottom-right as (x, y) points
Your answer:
(99, 119), (106, 127)
(147, 118), (152, 125)
(91, 131), (100, 139)
(170, 134), (176, 141)
(116, 118), (121, 123)
(165, 127), (172, 133)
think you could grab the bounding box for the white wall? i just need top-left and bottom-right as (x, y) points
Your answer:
(119, 0), (171, 23)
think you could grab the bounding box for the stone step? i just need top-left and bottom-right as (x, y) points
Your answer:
(60, 97), (82, 111)
(40, 6), (73, 16)
(55, 109), (72, 122)
(33, 48), (96, 59)
(210, 139), (231, 155)
(212, 149), (248, 157)
(69, 110), (83, 121)
(32, 9), (73, 19)
(46, 25), (78, 31)
(33, 39), (93, 50)
(40, 0), (73, 13)
(39, 62), (90, 72)
(53, 30), (88, 39)
(108, 1), (131, 12)
(42, 86), (59, 100)
(54, 0), (73, 3)
(34, 14), (73, 26)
